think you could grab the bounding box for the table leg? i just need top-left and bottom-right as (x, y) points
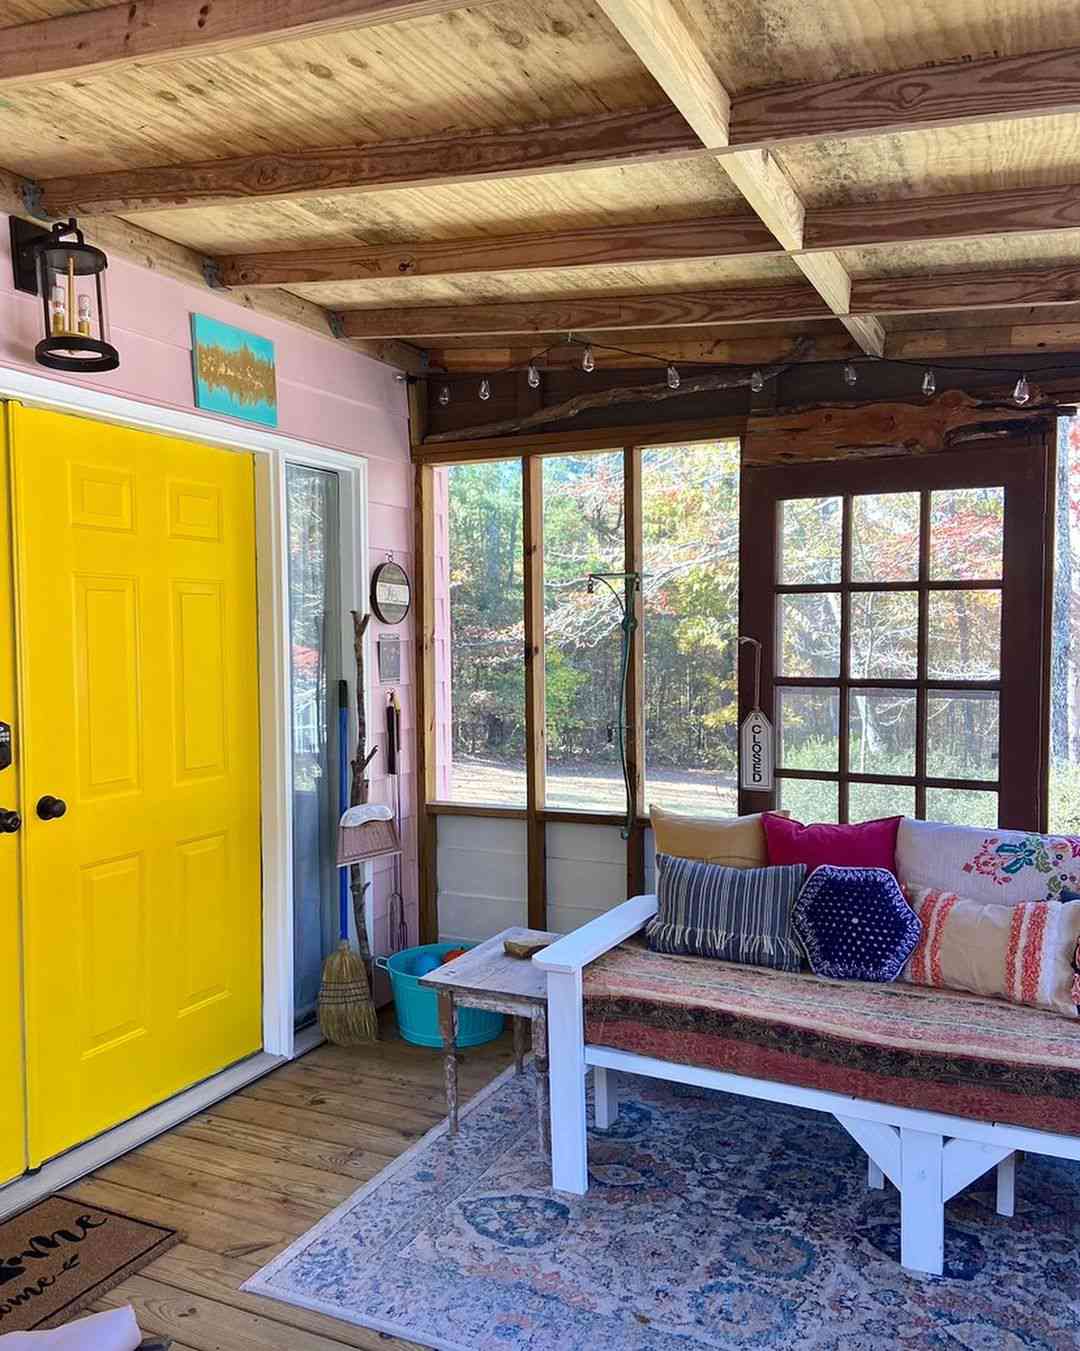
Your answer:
(513, 1015), (528, 1075)
(532, 1006), (551, 1159)
(437, 990), (459, 1135)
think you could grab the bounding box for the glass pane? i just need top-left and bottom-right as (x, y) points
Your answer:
(926, 787), (999, 828)
(287, 464), (342, 1025)
(930, 486), (1004, 580)
(643, 441), (739, 816)
(779, 686), (839, 772)
(778, 777), (838, 824)
(927, 590), (1002, 680)
(1051, 417), (1080, 833)
(440, 461), (527, 807)
(851, 492), (919, 582)
(780, 496), (841, 584)
(927, 691), (999, 781)
(850, 591), (918, 679)
(849, 688), (916, 777)
(778, 593), (841, 677)
(850, 782), (916, 823)
(544, 451), (626, 811)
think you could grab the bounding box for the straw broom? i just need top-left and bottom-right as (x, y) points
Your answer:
(318, 622), (379, 1045)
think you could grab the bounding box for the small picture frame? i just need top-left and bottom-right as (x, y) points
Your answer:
(377, 633), (401, 683)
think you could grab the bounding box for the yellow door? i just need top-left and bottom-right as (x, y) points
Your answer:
(10, 405), (262, 1167)
(0, 408), (26, 1184)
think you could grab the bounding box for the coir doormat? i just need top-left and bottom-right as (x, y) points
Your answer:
(0, 1194), (180, 1332)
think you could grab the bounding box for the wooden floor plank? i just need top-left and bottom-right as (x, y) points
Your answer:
(65, 1025), (513, 1348)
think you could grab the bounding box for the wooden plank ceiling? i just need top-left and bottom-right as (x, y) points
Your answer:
(4, 0), (1080, 373)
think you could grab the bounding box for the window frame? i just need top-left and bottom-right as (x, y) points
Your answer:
(738, 432), (1053, 830)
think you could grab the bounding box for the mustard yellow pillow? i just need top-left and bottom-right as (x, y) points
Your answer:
(650, 805), (788, 869)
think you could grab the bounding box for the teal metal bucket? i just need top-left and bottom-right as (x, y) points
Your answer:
(376, 943), (504, 1049)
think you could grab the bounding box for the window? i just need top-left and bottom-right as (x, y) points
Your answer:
(742, 437), (1050, 829)
(1051, 416), (1080, 834)
(437, 460), (527, 807)
(643, 440), (740, 815)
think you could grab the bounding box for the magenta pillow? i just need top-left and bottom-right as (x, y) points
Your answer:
(762, 813), (901, 874)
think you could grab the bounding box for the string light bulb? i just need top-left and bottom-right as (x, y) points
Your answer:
(666, 363), (680, 390)
(750, 369), (764, 393)
(843, 361), (858, 386)
(581, 344), (595, 373)
(438, 384), (450, 407)
(479, 377), (491, 401)
(527, 362), (540, 389)
(922, 368), (936, 397)
(1013, 373), (1031, 406)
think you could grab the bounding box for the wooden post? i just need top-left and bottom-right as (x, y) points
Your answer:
(624, 445), (646, 897)
(523, 456), (547, 930)
(414, 463), (438, 942)
(545, 967), (588, 1194)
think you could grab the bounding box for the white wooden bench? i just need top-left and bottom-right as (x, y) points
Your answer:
(534, 893), (1080, 1275)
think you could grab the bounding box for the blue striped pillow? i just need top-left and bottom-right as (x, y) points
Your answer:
(647, 853), (807, 972)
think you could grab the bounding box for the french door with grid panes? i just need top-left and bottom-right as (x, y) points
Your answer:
(739, 432), (1052, 830)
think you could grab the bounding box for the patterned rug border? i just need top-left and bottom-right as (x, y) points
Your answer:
(241, 1063), (519, 1351)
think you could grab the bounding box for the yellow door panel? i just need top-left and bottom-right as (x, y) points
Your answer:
(0, 408), (26, 1185)
(11, 406), (262, 1167)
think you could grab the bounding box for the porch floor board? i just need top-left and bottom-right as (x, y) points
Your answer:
(68, 1012), (513, 1350)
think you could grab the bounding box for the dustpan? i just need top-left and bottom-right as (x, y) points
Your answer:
(337, 803), (401, 866)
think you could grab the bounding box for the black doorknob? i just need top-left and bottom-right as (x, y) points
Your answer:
(0, 808), (20, 833)
(36, 795), (66, 820)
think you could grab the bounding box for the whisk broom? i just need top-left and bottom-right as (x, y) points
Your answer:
(318, 680), (378, 1045)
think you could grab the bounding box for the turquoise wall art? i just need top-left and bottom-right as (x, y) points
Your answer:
(190, 313), (278, 427)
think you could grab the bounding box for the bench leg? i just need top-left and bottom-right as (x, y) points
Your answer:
(996, 1152), (1016, 1218)
(593, 1066), (617, 1129)
(546, 968), (588, 1194)
(900, 1128), (944, 1275)
(867, 1157), (885, 1190)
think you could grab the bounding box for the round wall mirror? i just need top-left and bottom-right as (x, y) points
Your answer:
(371, 560), (411, 625)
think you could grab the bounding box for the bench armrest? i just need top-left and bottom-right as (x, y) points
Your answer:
(533, 893), (658, 974)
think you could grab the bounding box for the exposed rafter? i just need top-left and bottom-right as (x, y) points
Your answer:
(583, 0), (881, 352)
(34, 106), (703, 218)
(339, 263), (1080, 338)
(0, 0), (492, 90)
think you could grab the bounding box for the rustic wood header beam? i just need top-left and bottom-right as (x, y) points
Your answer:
(35, 105), (704, 218)
(594, 0), (882, 356)
(0, 0), (491, 91)
(214, 180), (1080, 289)
(339, 262), (1080, 339)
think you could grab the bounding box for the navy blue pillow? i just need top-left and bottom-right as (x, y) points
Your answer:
(793, 865), (921, 982)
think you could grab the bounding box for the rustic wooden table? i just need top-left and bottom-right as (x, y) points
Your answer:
(419, 926), (559, 1155)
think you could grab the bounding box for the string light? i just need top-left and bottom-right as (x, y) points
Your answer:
(843, 361), (858, 386)
(438, 384), (450, 406)
(1013, 373), (1031, 405)
(527, 362), (541, 389)
(922, 368), (936, 396)
(666, 364), (680, 390)
(581, 344), (595, 373)
(479, 377), (491, 401)
(750, 369), (764, 393)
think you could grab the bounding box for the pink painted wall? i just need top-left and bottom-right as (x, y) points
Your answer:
(0, 213), (415, 999)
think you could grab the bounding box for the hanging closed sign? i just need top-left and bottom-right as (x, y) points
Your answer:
(740, 708), (774, 792)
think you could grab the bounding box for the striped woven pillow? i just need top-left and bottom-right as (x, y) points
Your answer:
(904, 887), (1080, 1017)
(647, 853), (807, 972)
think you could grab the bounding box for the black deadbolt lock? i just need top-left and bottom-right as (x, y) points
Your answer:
(36, 795), (66, 820)
(0, 808), (20, 834)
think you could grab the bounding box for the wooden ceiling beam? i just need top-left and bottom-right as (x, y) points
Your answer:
(734, 45), (1080, 149)
(0, 0), (492, 91)
(340, 263), (1080, 339)
(593, 0), (882, 356)
(34, 106), (703, 218)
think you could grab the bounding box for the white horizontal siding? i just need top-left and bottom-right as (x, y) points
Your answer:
(437, 816), (526, 943)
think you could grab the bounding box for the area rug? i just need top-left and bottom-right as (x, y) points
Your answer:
(244, 1067), (1080, 1349)
(0, 1195), (180, 1332)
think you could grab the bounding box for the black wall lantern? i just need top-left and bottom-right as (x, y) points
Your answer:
(10, 216), (119, 373)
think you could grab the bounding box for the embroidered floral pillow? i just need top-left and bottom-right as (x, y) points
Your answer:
(896, 818), (1080, 905)
(904, 886), (1080, 1018)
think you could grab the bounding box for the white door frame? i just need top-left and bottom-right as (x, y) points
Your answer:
(0, 364), (373, 1061)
